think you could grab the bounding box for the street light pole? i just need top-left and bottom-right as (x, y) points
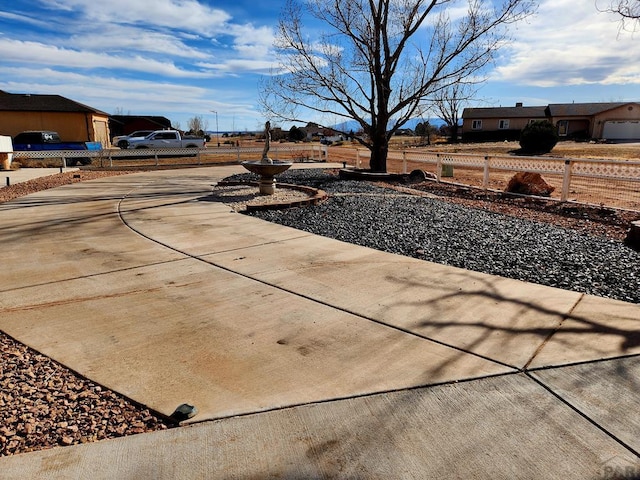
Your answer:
(210, 110), (219, 147)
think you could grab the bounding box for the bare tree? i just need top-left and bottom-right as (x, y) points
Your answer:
(187, 115), (208, 135)
(262, 0), (536, 172)
(430, 81), (478, 143)
(599, 0), (640, 19)
(598, 0), (640, 30)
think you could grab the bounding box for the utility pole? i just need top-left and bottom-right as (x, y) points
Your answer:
(210, 110), (220, 147)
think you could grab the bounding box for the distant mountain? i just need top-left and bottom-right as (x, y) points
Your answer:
(331, 117), (446, 133)
(404, 117), (447, 129)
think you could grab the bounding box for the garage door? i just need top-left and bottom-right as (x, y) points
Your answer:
(602, 120), (640, 140)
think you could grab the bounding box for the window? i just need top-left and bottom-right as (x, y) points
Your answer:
(498, 119), (510, 129)
(557, 120), (568, 136)
(472, 120), (482, 130)
(156, 132), (177, 140)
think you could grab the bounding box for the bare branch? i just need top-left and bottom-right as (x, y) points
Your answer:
(596, 0), (640, 31)
(262, 0), (537, 171)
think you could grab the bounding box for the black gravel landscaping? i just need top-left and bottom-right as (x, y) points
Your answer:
(229, 169), (640, 304)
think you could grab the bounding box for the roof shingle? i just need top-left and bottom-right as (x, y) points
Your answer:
(463, 105), (547, 119)
(0, 90), (108, 115)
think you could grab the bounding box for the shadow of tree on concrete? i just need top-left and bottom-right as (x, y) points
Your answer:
(374, 270), (640, 370)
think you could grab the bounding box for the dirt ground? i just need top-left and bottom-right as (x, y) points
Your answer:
(327, 140), (640, 211)
(388, 139), (640, 161)
(228, 135), (639, 160)
(326, 138), (640, 162)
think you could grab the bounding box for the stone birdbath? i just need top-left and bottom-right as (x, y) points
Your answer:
(241, 121), (292, 195)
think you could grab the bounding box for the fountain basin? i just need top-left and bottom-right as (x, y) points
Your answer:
(241, 160), (293, 195)
(241, 160), (293, 177)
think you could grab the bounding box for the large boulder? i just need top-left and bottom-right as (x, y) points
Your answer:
(505, 172), (555, 197)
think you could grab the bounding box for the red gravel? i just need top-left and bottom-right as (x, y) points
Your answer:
(0, 335), (170, 456)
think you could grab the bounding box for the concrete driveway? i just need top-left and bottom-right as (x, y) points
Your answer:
(0, 165), (639, 479)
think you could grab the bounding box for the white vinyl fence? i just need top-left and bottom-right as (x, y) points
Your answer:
(350, 148), (640, 212)
(11, 144), (640, 211)
(12, 143), (328, 168)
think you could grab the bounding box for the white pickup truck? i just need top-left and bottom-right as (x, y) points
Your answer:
(124, 130), (206, 149)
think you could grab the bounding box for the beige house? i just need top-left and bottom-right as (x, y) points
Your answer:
(0, 90), (111, 147)
(548, 102), (640, 140)
(462, 102), (640, 142)
(303, 122), (342, 141)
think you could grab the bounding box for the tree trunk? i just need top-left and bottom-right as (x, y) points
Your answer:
(450, 124), (459, 144)
(369, 130), (388, 173)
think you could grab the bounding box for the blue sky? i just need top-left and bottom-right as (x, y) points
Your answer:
(0, 0), (638, 132)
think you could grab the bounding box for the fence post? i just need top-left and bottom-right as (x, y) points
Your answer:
(561, 159), (572, 202)
(402, 151), (407, 174)
(356, 149), (361, 169)
(483, 156), (490, 189)
(435, 154), (442, 182)
(155, 152), (159, 167)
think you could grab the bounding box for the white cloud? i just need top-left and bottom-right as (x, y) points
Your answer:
(1, 66), (262, 127)
(197, 59), (277, 75)
(0, 39), (212, 77)
(2, 1), (279, 77)
(40, 0), (231, 35)
(2, 66), (208, 98)
(65, 25), (211, 59)
(492, 0), (640, 87)
(0, 10), (50, 29)
(229, 24), (276, 58)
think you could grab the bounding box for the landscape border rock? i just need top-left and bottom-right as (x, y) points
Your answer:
(407, 169), (437, 183)
(215, 180), (327, 212)
(338, 168), (405, 182)
(625, 220), (640, 251)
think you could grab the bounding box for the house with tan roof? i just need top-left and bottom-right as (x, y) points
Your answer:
(0, 90), (111, 147)
(462, 101), (640, 142)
